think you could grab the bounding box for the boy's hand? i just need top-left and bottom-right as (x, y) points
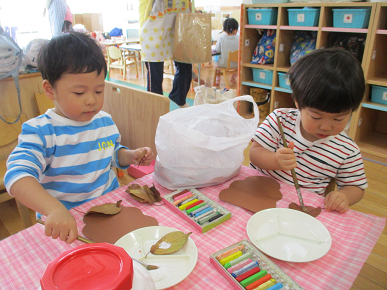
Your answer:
(133, 147), (154, 166)
(44, 208), (78, 244)
(324, 190), (350, 213)
(275, 141), (297, 171)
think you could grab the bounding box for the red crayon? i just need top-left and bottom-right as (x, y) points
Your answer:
(186, 200), (204, 210)
(172, 189), (189, 200)
(245, 273), (272, 290)
(236, 266), (260, 282)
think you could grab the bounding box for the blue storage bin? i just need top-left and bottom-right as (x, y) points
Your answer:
(247, 8), (277, 25)
(252, 68), (273, 85)
(278, 72), (291, 90)
(371, 85), (387, 106)
(288, 8), (320, 27)
(333, 9), (371, 29)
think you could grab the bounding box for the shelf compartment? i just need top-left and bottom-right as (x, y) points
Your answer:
(241, 81), (272, 90)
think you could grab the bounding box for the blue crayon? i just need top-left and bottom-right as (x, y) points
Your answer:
(194, 206), (213, 217)
(231, 260), (259, 278)
(267, 283), (283, 290)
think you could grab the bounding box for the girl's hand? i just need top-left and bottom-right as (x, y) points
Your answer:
(325, 190), (350, 213)
(133, 147), (154, 166)
(275, 141), (297, 171)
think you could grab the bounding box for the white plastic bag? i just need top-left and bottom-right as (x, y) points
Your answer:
(154, 95), (259, 190)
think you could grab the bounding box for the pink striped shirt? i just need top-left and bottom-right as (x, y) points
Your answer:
(251, 108), (368, 195)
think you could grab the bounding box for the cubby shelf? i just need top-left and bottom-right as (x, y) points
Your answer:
(237, 2), (387, 161)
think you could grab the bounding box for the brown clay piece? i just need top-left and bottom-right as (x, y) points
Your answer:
(82, 206), (158, 244)
(219, 176), (282, 213)
(289, 202), (322, 217)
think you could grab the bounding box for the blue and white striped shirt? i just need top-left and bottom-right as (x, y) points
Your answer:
(5, 109), (129, 209)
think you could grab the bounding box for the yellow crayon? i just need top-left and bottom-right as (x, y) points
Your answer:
(178, 199), (199, 210)
(219, 250), (243, 266)
(254, 279), (276, 290)
(216, 245), (244, 261)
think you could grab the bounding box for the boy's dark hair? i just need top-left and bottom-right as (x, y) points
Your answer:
(38, 32), (107, 88)
(288, 48), (365, 113)
(223, 18), (239, 34)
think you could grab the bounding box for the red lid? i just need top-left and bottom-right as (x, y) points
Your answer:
(41, 243), (133, 290)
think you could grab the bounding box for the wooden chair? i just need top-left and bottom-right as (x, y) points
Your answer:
(107, 46), (138, 80)
(0, 114), (35, 228)
(35, 92), (54, 115)
(213, 50), (238, 89)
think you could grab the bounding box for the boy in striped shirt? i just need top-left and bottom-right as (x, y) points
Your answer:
(5, 32), (154, 243)
(250, 48), (367, 214)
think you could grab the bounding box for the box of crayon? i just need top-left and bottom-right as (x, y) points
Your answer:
(209, 240), (303, 290)
(162, 188), (232, 233)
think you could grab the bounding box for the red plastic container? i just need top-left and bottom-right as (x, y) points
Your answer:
(41, 243), (133, 290)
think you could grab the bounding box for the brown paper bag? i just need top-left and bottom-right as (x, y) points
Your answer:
(172, 12), (212, 64)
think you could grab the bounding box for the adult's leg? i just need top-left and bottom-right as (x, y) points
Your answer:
(169, 61), (192, 106)
(48, 0), (67, 37)
(145, 61), (164, 95)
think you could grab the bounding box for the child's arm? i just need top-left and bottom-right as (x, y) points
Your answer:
(117, 147), (154, 167)
(10, 177), (78, 243)
(249, 140), (297, 171)
(324, 186), (364, 214)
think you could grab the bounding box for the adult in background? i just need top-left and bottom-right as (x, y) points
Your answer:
(139, 0), (192, 108)
(43, 0), (72, 37)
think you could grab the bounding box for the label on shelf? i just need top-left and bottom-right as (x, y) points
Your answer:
(343, 14), (353, 24)
(256, 13), (262, 21)
(297, 13), (305, 23)
(260, 72), (266, 79)
(383, 92), (387, 101)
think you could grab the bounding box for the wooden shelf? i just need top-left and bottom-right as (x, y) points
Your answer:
(245, 25), (277, 30)
(241, 81), (272, 90)
(321, 27), (369, 33)
(367, 77), (387, 87)
(280, 26), (318, 31)
(243, 63), (274, 69)
(376, 29), (387, 35)
(357, 131), (387, 159)
(362, 102), (387, 113)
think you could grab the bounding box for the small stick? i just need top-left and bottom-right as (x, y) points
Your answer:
(276, 115), (309, 214)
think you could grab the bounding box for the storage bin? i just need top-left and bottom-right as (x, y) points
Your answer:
(252, 68), (273, 85)
(333, 8), (371, 29)
(252, 0), (289, 3)
(247, 8), (277, 25)
(278, 72), (291, 90)
(371, 85), (387, 105)
(288, 8), (320, 27)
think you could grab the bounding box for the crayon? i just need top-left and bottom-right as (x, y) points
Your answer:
(194, 206), (213, 217)
(245, 273), (272, 290)
(193, 209), (216, 221)
(224, 252), (252, 269)
(186, 203), (206, 215)
(172, 191), (192, 201)
(232, 261), (259, 277)
(240, 270), (268, 287)
(208, 213), (223, 222)
(219, 251), (243, 266)
(235, 267), (260, 282)
(216, 245), (244, 261)
(171, 189), (189, 200)
(178, 196), (196, 206)
(266, 283), (283, 290)
(254, 279), (276, 290)
(197, 212), (220, 225)
(179, 199), (199, 210)
(172, 194), (194, 206)
(186, 200), (204, 211)
(227, 259), (253, 273)
(191, 205), (211, 217)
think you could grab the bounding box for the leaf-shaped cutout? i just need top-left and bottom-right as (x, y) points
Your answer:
(85, 200), (122, 215)
(149, 231), (192, 256)
(126, 183), (162, 204)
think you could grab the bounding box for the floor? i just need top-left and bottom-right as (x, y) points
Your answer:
(0, 60), (386, 290)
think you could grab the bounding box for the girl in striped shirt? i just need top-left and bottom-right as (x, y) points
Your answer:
(250, 48), (367, 214)
(5, 32), (154, 243)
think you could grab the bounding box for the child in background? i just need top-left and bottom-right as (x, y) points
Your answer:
(5, 32), (154, 244)
(249, 48), (367, 214)
(214, 18), (239, 86)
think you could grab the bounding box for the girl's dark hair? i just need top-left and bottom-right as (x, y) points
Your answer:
(38, 32), (107, 88)
(288, 48), (365, 113)
(223, 18), (239, 34)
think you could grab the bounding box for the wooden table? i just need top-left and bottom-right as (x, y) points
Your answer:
(0, 166), (385, 289)
(100, 37), (140, 47)
(119, 43), (145, 81)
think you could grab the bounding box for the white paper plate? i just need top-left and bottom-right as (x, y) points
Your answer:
(247, 208), (332, 262)
(115, 226), (198, 289)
